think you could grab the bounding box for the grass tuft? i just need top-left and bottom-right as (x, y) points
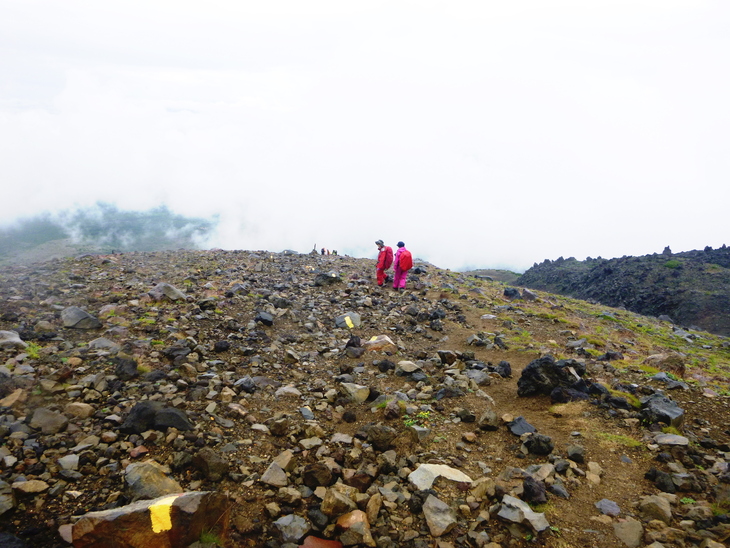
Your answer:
(596, 432), (643, 448)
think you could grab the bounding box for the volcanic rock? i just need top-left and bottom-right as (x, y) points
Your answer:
(119, 401), (193, 434)
(517, 355), (586, 397)
(61, 306), (102, 329)
(125, 462), (184, 502)
(149, 282), (187, 301)
(274, 513), (311, 543)
(422, 495), (457, 537)
(408, 464), (473, 490)
(0, 331), (26, 350)
(192, 447), (229, 482)
(497, 495), (549, 532)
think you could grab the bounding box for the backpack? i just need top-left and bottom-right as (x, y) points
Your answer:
(383, 247), (394, 269)
(399, 249), (413, 271)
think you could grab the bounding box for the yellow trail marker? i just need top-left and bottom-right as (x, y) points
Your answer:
(345, 316), (354, 329)
(149, 495), (180, 533)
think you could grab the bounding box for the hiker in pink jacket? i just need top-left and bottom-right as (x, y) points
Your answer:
(393, 241), (412, 290)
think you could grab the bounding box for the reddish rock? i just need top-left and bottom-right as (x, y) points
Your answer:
(300, 536), (344, 548)
(336, 510), (375, 547)
(462, 432), (477, 443)
(129, 446), (149, 458)
(70, 491), (228, 548)
(342, 470), (373, 492)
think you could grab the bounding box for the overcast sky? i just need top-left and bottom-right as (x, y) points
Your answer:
(1, 1), (728, 272)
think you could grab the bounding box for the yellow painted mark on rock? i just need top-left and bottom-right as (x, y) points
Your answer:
(149, 495), (180, 533)
(345, 316), (354, 329)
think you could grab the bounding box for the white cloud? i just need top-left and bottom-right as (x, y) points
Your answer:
(0, 0), (728, 271)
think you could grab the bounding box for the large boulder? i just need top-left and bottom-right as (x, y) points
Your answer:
(422, 495), (457, 537)
(503, 287), (522, 300)
(313, 272), (342, 287)
(523, 433), (554, 456)
(362, 335), (397, 353)
(125, 462), (183, 502)
(61, 307), (102, 329)
(66, 491), (228, 548)
(274, 513), (311, 544)
(192, 448), (230, 482)
(120, 402), (193, 434)
(30, 407), (69, 434)
(517, 355), (587, 397)
(335, 312), (361, 329)
(340, 383), (370, 403)
(408, 464), (473, 490)
(336, 510), (375, 546)
(0, 331), (27, 350)
(148, 283), (187, 302)
(497, 494), (549, 532)
(507, 416), (536, 436)
(112, 357), (139, 381)
(640, 394), (684, 428)
(364, 424), (397, 451)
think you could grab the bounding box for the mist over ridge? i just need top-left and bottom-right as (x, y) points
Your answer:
(1, 202), (726, 277)
(0, 203), (215, 263)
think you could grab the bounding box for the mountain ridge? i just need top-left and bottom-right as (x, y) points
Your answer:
(516, 245), (730, 337)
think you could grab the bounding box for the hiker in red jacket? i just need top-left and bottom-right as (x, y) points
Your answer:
(393, 241), (412, 290)
(375, 240), (393, 286)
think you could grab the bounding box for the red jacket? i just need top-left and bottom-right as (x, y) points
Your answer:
(377, 246), (393, 270)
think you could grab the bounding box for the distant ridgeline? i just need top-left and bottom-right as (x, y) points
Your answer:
(0, 203), (215, 263)
(516, 245), (730, 337)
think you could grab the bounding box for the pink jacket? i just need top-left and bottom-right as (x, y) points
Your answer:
(394, 247), (404, 274)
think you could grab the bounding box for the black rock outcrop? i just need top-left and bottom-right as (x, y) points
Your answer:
(516, 246), (730, 336)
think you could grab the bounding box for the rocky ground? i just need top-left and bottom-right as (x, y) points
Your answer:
(0, 249), (729, 548)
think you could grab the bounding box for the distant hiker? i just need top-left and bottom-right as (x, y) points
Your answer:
(332, 250), (338, 256)
(321, 248), (326, 255)
(375, 240), (394, 286)
(393, 241), (413, 290)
